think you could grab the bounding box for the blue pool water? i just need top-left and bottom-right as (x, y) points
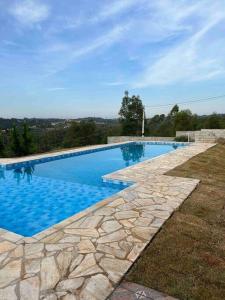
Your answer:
(0, 142), (184, 236)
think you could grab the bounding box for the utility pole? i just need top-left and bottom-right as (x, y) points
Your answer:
(142, 106), (145, 137)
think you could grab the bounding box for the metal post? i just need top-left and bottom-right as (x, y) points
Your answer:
(188, 132), (190, 143)
(142, 107), (145, 137)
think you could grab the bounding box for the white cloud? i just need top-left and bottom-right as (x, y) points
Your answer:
(42, 23), (131, 76)
(134, 0), (225, 87)
(91, 0), (139, 23)
(104, 81), (125, 86)
(71, 24), (130, 58)
(2, 40), (18, 47)
(47, 87), (67, 91)
(10, 0), (50, 25)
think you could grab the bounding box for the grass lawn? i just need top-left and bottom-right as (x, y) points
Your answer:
(126, 143), (225, 300)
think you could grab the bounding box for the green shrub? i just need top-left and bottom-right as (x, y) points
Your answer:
(174, 135), (189, 142)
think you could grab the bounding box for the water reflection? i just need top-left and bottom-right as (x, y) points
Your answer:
(120, 143), (145, 167)
(13, 166), (35, 184)
(172, 144), (178, 150)
(0, 167), (5, 180)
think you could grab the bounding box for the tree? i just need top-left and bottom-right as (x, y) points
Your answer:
(119, 91), (144, 135)
(205, 113), (221, 129)
(10, 125), (23, 156)
(22, 123), (35, 155)
(169, 104), (179, 117)
(77, 120), (97, 146)
(63, 122), (80, 148)
(174, 110), (193, 131)
(64, 120), (98, 147)
(0, 131), (5, 157)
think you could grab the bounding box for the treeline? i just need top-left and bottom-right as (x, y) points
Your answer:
(119, 92), (225, 137)
(0, 120), (121, 157)
(147, 108), (225, 137)
(1, 92), (225, 157)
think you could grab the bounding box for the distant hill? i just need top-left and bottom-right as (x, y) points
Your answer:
(0, 117), (118, 129)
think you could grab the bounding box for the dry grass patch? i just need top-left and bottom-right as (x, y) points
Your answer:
(126, 144), (225, 300)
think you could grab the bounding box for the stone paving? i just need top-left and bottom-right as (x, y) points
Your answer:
(0, 142), (214, 300)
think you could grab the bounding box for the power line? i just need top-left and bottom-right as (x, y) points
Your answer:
(144, 94), (225, 109)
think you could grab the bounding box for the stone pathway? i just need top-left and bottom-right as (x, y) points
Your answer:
(0, 142), (214, 299)
(109, 281), (178, 299)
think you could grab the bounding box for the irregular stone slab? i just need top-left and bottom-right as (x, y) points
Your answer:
(137, 192), (154, 199)
(57, 251), (74, 277)
(25, 243), (44, 259)
(108, 242), (120, 249)
(102, 216), (114, 222)
(77, 240), (95, 253)
(62, 294), (77, 300)
(101, 220), (122, 233)
(79, 216), (103, 228)
(79, 274), (113, 300)
(95, 253), (104, 261)
(151, 217), (165, 228)
(40, 256), (60, 291)
(134, 217), (154, 227)
(97, 244), (127, 259)
(115, 210), (139, 220)
(108, 198), (125, 207)
(69, 254), (102, 278)
(9, 245), (23, 258)
(127, 243), (146, 262)
(131, 226), (157, 240)
(151, 210), (171, 219)
(41, 231), (64, 243)
(99, 258), (131, 283)
(0, 252), (8, 265)
(1, 231), (21, 243)
(56, 277), (84, 292)
(58, 236), (80, 244)
(119, 241), (133, 253)
(0, 284), (17, 300)
(135, 198), (155, 206)
(69, 254), (84, 272)
(25, 259), (41, 274)
(46, 243), (73, 252)
(119, 220), (134, 228)
(117, 203), (137, 211)
(0, 241), (16, 254)
(0, 259), (21, 288)
(97, 229), (127, 244)
(64, 228), (99, 238)
(94, 207), (115, 216)
(20, 276), (39, 300)
(42, 294), (57, 300)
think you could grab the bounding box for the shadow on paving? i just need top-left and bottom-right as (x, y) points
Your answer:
(125, 143), (225, 300)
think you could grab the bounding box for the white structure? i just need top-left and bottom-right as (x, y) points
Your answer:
(176, 129), (225, 143)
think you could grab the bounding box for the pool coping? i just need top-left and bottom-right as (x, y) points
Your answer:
(0, 141), (188, 241)
(0, 141), (215, 300)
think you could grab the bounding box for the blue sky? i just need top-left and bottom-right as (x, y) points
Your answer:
(1, 0), (225, 118)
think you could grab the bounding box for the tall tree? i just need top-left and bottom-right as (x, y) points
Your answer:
(169, 104), (179, 117)
(0, 131), (5, 157)
(174, 110), (193, 131)
(10, 125), (23, 156)
(119, 91), (144, 135)
(22, 123), (35, 155)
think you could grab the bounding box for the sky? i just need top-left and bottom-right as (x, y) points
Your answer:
(1, 0), (225, 118)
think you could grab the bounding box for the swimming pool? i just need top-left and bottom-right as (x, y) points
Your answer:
(0, 142), (185, 236)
